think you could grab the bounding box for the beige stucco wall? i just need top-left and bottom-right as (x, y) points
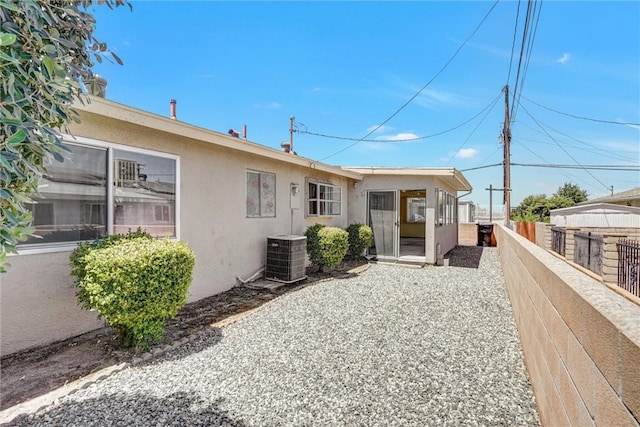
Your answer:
(497, 225), (640, 426)
(1, 252), (105, 356)
(1, 110), (353, 356)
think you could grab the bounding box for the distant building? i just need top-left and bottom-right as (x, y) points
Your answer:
(458, 200), (476, 223)
(578, 187), (640, 208)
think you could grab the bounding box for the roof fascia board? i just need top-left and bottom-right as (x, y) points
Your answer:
(342, 167), (472, 191)
(73, 96), (362, 181)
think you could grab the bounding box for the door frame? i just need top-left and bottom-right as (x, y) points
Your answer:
(366, 190), (399, 260)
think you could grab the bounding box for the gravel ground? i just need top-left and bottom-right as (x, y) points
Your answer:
(11, 247), (539, 427)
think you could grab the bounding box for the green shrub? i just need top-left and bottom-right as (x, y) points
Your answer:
(304, 225), (349, 272)
(318, 227), (349, 269)
(70, 228), (153, 284)
(70, 233), (195, 350)
(346, 223), (373, 259)
(304, 223), (326, 269)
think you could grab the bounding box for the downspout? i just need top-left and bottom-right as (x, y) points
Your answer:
(458, 189), (473, 199)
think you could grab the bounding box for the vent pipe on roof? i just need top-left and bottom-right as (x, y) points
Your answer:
(170, 99), (177, 120)
(243, 124), (247, 140)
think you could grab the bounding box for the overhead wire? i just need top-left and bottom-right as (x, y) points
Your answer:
(520, 95), (640, 126)
(462, 163), (639, 172)
(316, 0), (501, 162)
(506, 0), (521, 85)
(516, 120), (638, 163)
(298, 92), (502, 143)
(518, 102), (612, 191)
(510, 0), (543, 123)
(444, 94), (502, 165)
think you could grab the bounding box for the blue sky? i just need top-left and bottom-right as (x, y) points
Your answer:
(89, 1), (640, 209)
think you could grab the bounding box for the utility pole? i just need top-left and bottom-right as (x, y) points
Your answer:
(485, 185), (507, 223)
(502, 85), (512, 224)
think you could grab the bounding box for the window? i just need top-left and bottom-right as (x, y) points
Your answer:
(435, 188), (457, 226)
(406, 197), (426, 223)
(155, 205), (170, 222)
(307, 180), (341, 216)
(21, 138), (178, 249)
(246, 170), (276, 218)
(113, 149), (176, 236)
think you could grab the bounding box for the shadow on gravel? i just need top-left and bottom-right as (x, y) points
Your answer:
(10, 392), (246, 427)
(0, 258), (369, 412)
(446, 246), (484, 269)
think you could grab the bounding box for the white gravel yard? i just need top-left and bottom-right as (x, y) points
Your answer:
(12, 247), (540, 426)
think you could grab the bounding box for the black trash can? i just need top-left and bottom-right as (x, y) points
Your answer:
(478, 224), (494, 247)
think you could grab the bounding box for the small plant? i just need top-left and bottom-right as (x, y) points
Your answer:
(346, 223), (373, 259)
(70, 230), (195, 350)
(305, 224), (348, 272)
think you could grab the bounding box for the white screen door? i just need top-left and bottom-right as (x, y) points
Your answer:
(367, 191), (398, 260)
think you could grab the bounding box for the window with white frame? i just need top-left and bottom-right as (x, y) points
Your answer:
(21, 139), (178, 248)
(246, 170), (276, 218)
(435, 188), (457, 226)
(307, 180), (341, 216)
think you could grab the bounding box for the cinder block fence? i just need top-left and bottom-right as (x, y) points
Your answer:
(497, 225), (640, 426)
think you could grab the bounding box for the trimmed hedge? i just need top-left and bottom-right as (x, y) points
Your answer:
(305, 224), (349, 271)
(70, 231), (195, 349)
(304, 223), (326, 270)
(346, 223), (373, 259)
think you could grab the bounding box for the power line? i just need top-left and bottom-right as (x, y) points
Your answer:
(516, 119), (638, 163)
(462, 162), (638, 172)
(512, 163), (640, 171)
(518, 102), (612, 191)
(297, 93), (502, 143)
(510, 0), (543, 123)
(520, 95), (640, 126)
(445, 94), (502, 165)
(316, 0), (501, 162)
(506, 0), (521, 85)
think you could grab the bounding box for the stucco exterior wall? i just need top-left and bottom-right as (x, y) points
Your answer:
(1, 110), (353, 356)
(1, 252), (105, 356)
(496, 225), (640, 426)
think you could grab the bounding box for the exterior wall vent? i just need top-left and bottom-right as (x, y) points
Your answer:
(265, 235), (307, 283)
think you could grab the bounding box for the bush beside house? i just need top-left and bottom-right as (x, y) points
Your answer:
(70, 230), (195, 349)
(305, 224), (350, 271)
(346, 223), (373, 259)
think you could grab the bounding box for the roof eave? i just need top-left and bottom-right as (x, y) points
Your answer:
(73, 96), (363, 181)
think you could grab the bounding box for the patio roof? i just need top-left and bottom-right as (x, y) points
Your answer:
(341, 166), (473, 192)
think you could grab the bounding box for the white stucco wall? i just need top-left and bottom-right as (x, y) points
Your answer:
(1, 108), (354, 356)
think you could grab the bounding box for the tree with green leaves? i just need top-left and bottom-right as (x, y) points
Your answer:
(511, 183), (588, 223)
(555, 182), (588, 204)
(0, 0), (130, 272)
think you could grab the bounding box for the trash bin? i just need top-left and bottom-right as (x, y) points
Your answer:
(478, 224), (494, 247)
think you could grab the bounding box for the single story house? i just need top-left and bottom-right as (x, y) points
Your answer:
(550, 203), (640, 228)
(1, 96), (471, 356)
(577, 187), (640, 208)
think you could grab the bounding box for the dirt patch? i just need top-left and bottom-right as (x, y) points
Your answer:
(0, 260), (368, 411)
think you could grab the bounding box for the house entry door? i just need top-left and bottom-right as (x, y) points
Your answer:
(367, 191), (398, 260)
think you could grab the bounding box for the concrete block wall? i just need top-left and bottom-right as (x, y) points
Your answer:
(458, 223), (478, 246)
(496, 225), (640, 426)
(535, 222), (553, 250)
